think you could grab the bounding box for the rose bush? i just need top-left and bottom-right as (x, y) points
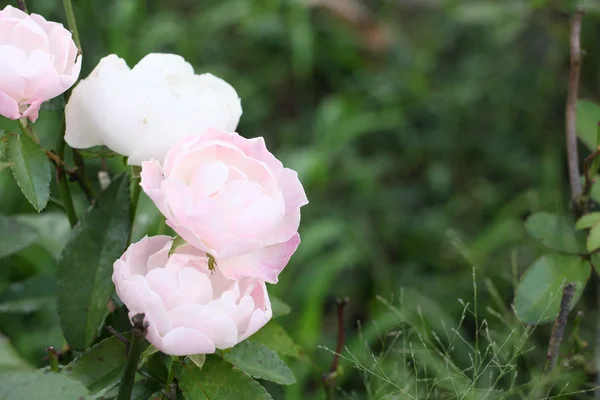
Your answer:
(140, 128), (308, 283)
(113, 235), (272, 356)
(64, 53), (242, 165)
(0, 5), (81, 122)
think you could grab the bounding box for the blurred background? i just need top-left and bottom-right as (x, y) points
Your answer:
(2, 0), (600, 398)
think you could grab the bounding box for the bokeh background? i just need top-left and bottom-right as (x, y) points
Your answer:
(2, 0), (600, 398)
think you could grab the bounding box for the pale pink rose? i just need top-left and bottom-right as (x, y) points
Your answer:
(140, 128), (308, 283)
(112, 235), (272, 356)
(0, 5), (81, 122)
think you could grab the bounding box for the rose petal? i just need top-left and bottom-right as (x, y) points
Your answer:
(218, 233), (301, 283)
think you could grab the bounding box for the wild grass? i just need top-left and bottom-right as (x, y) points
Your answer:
(321, 264), (596, 400)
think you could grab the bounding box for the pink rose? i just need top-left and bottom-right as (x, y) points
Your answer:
(112, 235), (272, 356)
(0, 6), (81, 122)
(140, 128), (308, 283)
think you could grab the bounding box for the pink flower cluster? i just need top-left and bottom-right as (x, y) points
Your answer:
(115, 129), (308, 355)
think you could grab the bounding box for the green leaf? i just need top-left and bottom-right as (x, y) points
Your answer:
(78, 145), (120, 159)
(514, 254), (591, 324)
(188, 354), (206, 369)
(14, 212), (71, 259)
(57, 173), (132, 350)
(524, 212), (584, 253)
(168, 235), (186, 256)
(0, 275), (55, 313)
(588, 223), (600, 253)
(130, 379), (163, 400)
(0, 371), (91, 399)
(250, 321), (305, 359)
(41, 94), (66, 111)
(174, 356), (272, 400)
(576, 100), (600, 151)
(271, 296), (291, 317)
(221, 340), (296, 385)
(139, 344), (159, 367)
(61, 335), (135, 398)
(576, 212), (600, 230)
(6, 133), (51, 211)
(0, 335), (32, 371)
(0, 214), (39, 258)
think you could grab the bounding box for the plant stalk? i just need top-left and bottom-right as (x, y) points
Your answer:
(46, 347), (59, 373)
(62, 0), (81, 54)
(128, 166), (142, 245)
(566, 7), (584, 209)
(544, 283), (576, 374)
(56, 122), (78, 227)
(117, 314), (147, 400)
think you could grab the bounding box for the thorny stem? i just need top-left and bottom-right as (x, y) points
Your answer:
(117, 314), (147, 400)
(55, 120), (78, 227)
(322, 297), (348, 399)
(545, 283), (576, 374)
(566, 8), (584, 210)
(72, 148), (96, 204)
(62, 0), (81, 54)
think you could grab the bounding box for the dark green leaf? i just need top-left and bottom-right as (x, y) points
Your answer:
(7, 133), (51, 211)
(57, 173), (132, 349)
(576, 100), (600, 151)
(576, 212), (600, 230)
(250, 321), (306, 360)
(0, 214), (39, 258)
(41, 95), (66, 111)
(221, 340), (296, 385)
(78, 146), (120, 159)
(514, 254), (591, 324)
(0, 275), (55, 313)
(271, 296), (291, 317)
(588, 223), (600, 253)
(174, 356), (272, 400)
(524, 212), (584, 253)
(131, 379), (163, 400)
(0, 371), (91, 399)
(61, 334), (134, 397)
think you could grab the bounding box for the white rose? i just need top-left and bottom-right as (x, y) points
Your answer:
(64, 53), (242, 165)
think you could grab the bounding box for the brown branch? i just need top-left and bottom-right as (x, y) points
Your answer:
(566, 8), (584, 205)
(544, 283), (576, 374)
(106, 325), (130, 355)
(322, 297), (348, 398)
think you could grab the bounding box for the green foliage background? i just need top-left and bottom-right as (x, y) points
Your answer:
(2, 0), (600, 398)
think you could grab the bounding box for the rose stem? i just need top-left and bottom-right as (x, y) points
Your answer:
(55, 118), (78, 227)
(117, 314), (147, 400)
(128, 166), (142, 245)
(46, 346), (59, 373)
(62, 0), (81, 54)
